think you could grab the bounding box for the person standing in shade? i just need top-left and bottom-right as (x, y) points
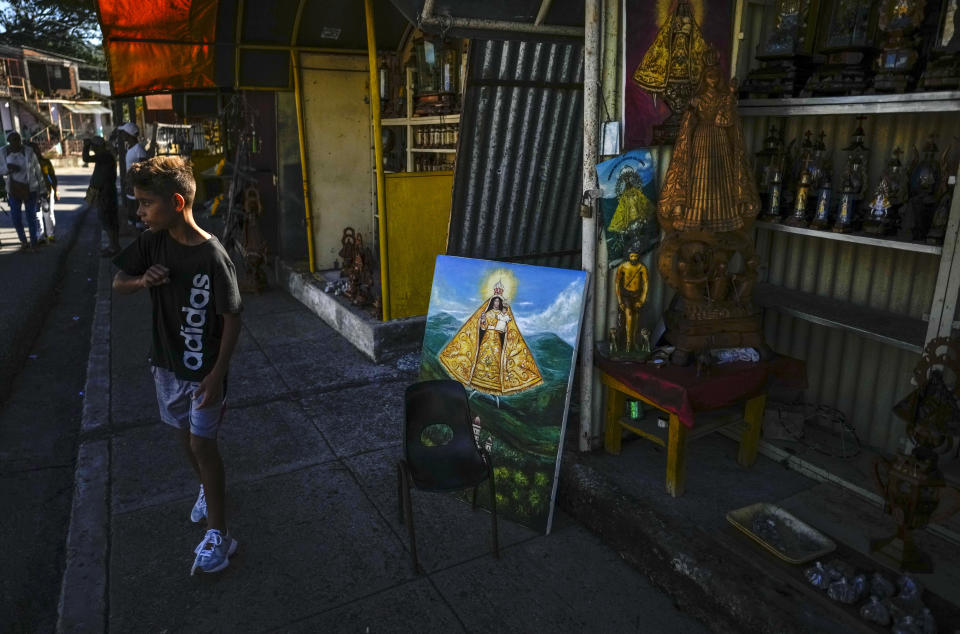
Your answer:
(118, 121), (148, 230)
(83, 135), (121, 256)
(0, 131), (44, 251)
(113, 156), (243, 576)
(27, 141), (59, 243)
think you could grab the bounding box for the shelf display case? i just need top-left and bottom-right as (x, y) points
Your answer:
(732, 0), (960, 454)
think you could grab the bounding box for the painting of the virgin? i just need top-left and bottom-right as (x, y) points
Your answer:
(439, 281), (543, 396)
(420, 256), (588, 533)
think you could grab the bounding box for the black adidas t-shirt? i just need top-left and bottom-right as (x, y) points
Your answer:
(114, 230), (242, 382)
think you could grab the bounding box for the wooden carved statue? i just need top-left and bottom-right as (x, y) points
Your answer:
(657, 48), (769, 365)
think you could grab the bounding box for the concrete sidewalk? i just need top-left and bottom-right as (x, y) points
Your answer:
(60, 255), (709, 632)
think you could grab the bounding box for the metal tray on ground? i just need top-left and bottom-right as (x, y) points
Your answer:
(726, 502), (837, 565)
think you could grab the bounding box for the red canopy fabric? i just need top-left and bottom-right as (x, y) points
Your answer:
(98, 0), (219, 96)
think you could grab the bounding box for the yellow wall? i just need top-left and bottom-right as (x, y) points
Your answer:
(299, 53), (373, 270)
(385, 171), (453, 318)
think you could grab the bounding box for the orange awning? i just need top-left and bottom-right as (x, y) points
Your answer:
(98, 0), (219, 96)
(96, 0), (414, 96)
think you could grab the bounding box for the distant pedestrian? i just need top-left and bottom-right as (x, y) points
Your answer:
(0, 131), (45, 251)
(112, 156), (243, 576)
(27, 141), (59, 243)
(118, 121), (148, 230)
(83, 136), (121, 256)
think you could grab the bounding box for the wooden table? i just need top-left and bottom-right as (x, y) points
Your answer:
(600, 367), (767, 498)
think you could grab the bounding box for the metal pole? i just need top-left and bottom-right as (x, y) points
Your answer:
(534, 0), (555, 26)
(365, 0), (391, 321)
(579, 0), (601, 452)
(290, 49), (317, 273)
(420, 0), (582, 38)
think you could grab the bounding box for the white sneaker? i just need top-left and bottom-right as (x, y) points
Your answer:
(190, 485), (207, 523)
(190, 529), (238, 575)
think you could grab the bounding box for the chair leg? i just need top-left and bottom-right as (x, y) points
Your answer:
(488, 467), (500, 559)
(399, 462), (422, 574)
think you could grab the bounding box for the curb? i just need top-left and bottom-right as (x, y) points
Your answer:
(557, 457), (807, 634)
(57, 254), (112, 633)
(275, 259), (425, 363)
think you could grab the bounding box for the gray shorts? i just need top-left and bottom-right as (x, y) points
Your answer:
(151, 365), (226, 439)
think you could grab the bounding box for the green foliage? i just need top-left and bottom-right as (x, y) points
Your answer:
(0, 0), (104, 64)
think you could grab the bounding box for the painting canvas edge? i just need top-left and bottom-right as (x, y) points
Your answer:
(544, 270), (590, 535)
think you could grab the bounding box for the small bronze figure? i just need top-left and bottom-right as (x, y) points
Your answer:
(615, 250), (649, 356)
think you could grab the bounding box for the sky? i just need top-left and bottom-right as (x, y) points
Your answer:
(426, 256), (587, 347)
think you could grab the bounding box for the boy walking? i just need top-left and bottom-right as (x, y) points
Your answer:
(112, 156), (243, 575)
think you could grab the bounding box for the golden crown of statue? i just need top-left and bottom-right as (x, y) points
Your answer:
(493, 281), (504, 296)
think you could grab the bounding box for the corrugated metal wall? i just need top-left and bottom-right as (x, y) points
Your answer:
(447, 39), (585, 269)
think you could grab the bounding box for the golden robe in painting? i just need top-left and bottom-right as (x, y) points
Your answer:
(439, 300), (543, 396)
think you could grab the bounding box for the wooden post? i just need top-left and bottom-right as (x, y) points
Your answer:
(603, 383), (625, 455)
(666, 414), (687, 497)
(739, 394), (766, 467)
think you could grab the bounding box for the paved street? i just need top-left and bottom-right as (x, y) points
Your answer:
(0, 167), (100, 632)
(58, 252), (708, 632)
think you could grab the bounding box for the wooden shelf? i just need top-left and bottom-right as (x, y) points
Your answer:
(754, 221), (943, 255)
(410, 148), (457, 153)
(754, 283), (926, 353)
(738, 91), (960, 116)
(381, 114), (461, 126)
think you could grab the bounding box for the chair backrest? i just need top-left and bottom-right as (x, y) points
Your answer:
(403, 380), (486, 490)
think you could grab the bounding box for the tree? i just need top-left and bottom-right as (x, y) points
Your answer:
(0, 0), (103, 64)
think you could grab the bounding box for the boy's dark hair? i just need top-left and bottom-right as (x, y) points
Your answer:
(128, 155), (196, 207)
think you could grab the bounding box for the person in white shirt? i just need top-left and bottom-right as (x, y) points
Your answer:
(0, 131), (45, 251)
(118, 121), (148, 229)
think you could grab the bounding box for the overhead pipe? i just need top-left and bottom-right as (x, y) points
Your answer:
(420, 0), (583, 38)
(579, 0), (601, 451)
(365, 0), (392, 320)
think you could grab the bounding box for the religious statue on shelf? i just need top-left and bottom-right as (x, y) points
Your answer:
(755, 125), (788, 221)
(920, 0), (960, 89)
(871, 0), (928, 92)
(873, 337), (960, 573)
(740, 0), (822, 98)
(901, 136), (943, 241)
(864, 178), (894, 235)
(803, 0), (878, 95)
(784, 153), (816, 227)
(809, 176), (835, 229)
(656, 47), (768, 365)
(833, 117), (871, 233)
(632, 0), (709, 145)
(785, 131), (832, 227)
(612, 248), (650, 360)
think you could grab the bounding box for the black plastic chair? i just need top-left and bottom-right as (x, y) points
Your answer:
(397, 379), (499, 573)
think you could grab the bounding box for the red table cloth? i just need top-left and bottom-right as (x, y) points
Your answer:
(597, 354), (807, 429)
